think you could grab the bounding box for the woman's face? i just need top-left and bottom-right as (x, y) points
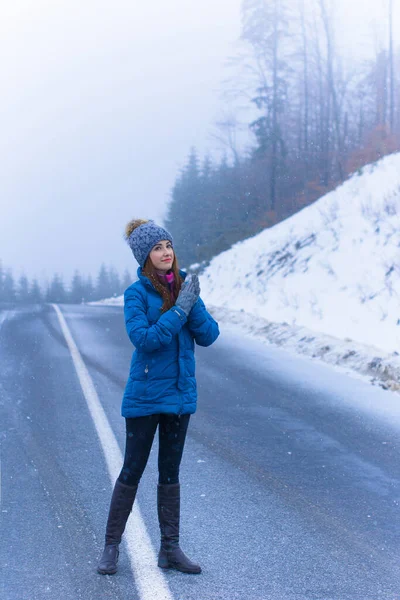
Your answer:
(149, 240), (174, 272)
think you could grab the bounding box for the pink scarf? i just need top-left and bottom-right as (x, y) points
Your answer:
(156, 270), (176, 302)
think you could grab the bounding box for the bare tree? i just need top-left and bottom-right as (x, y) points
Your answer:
(309, 2), (331, 187)
(388, 0), (395, 132)
(241, 0), (290, 212)
(319, 0), (344, 181)
(211, 112), (241, 165)
(299, 0), (309, 161)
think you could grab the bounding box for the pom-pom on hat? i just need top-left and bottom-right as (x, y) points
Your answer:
(124, 219), (174, 267)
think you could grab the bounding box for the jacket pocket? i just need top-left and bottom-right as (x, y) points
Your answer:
(130, 353), (150, 380)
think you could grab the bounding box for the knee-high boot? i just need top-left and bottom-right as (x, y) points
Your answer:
(97, 480), (138, 575)
(157, 483), (201, 574)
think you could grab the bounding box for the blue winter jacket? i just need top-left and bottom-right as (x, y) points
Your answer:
(121, 268), (220, 418)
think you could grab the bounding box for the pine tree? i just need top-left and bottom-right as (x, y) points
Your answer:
(69, 270), (85, 304)
(83, 275), (95, 303)
(0, 260), (4, 302)
(108, 266), (121, 297)
(29, 279), (43, 304)
(201, 155), (213, 181)
(95, 264), (110, 300)
(122, 268), (132, 290)
(242, 0), (290, 211)
(3, 270), (16, 302)
(165, 148), (202, 266)
(17, 274), (30, 304)
(46, 274), (67, 303)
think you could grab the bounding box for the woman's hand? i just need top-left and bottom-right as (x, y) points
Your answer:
(188, 274), (200, 297)
(175, 274), (200, 316)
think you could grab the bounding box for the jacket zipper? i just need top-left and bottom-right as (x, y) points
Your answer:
(144, 364), (149, 397)
(177, 336), (184, 415)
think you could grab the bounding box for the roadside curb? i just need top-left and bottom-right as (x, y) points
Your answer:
(208, 305), (400, 394)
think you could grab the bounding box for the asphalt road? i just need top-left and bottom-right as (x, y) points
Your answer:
(1, 303), (400, 600)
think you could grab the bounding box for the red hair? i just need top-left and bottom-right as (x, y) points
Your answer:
(142, 255), (183, 313)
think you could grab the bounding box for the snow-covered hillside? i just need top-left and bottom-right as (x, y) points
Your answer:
(201, 153), (400, 354)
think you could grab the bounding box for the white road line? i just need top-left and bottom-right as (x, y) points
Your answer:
(52, 304), (174, 600)
(0, 310), (9, 329)
(0, 310), (16, 334)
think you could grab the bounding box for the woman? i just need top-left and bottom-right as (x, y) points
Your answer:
(97, 218), (219, 576)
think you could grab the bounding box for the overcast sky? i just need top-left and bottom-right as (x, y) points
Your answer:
(1, 0), (399, 285)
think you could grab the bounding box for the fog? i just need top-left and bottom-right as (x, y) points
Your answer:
(0, 0), (398, 285)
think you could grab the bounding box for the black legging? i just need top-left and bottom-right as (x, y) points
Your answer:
(117, 413), (190, 486)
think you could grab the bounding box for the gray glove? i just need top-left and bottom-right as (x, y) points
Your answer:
(189, 273), (200, 296)
(175, 274), (200, 316)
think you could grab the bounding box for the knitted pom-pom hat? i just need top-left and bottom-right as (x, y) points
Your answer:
(124, 219), (174, 267)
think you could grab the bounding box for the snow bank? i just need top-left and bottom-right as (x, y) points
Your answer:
(200, 153), (400, 354)
(209, 305), (400, 393)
